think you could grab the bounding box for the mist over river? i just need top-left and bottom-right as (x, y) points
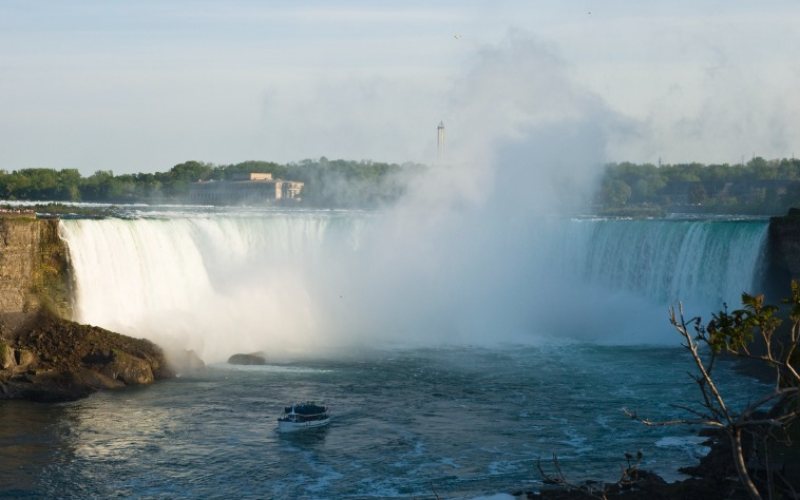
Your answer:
(1, 206), (773, 499)
(59, 207), (769, 362)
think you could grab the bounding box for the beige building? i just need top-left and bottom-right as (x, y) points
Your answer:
(189, 173), (304, 205)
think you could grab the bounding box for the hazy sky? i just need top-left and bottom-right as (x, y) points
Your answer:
(2, 1), (799, 175)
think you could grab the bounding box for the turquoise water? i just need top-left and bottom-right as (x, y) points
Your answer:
(1, 209), (774, 498)
(0, 345), (767, 499)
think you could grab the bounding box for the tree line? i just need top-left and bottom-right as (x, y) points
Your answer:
(0, 158), (426, 208)
(597, 157), (800, 215)
(5, 156), (800, 213)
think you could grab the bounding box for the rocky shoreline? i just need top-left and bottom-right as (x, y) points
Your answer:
(514, 436), (752, 500)
(0, 308), (177, 402)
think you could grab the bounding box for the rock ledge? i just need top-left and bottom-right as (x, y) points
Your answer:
(1, 309), (173, 402)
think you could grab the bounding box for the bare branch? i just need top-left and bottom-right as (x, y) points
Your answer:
(668, 403), (720, 422)
(429, 481), (441, 500)
(622, 407), (723, 428)
(739, 388), (800, 424)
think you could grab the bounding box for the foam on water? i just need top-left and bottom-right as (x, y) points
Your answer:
(656, 435), (712, 460)
(59, 211), (769, 362)
(214, 363), (332, 374)
(1, 344), (770, 499)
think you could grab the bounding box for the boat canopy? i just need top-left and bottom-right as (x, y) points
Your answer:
(285, 402), (327, 415)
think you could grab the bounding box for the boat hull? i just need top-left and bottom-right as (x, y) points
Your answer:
(277, 417), (331, 432)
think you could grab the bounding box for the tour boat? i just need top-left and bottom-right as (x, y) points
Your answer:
(277, 402), (331, 432)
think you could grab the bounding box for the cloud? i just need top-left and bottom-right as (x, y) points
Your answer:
(432, 31), (621, 209)
(257, 74), (443, 165)
(607, 45), (800, 165)
(3, 1), (800, 174)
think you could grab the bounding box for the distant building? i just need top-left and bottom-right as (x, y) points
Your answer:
(189, 173), (304, 205)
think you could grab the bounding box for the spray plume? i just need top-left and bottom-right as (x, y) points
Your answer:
(60, 34), (765, 362)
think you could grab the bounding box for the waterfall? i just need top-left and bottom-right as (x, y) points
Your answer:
(571, 219), (769, 306)
(59, 213), (769, 361)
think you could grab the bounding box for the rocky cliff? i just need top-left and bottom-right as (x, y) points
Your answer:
(0, 216), (177, 401)
(766, 209), (800, 304)
(769, 209), (800, 279)
(0, 215), (70, 335)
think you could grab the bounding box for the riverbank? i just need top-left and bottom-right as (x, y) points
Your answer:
(513, 445), (750, 499)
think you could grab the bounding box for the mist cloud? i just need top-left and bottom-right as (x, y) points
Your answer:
(66, 32), (639, 362)
(299, 33), (630, 351)
(69, 31), (770, 362)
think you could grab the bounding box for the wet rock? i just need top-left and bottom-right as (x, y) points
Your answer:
(0, 343), (16, 369)
(167, 349), (205, 374)
(15, 348), (37, 367)
(100, 349), (155, 385)
(0, 309), (174, 402)
(228, 352), (267, 365)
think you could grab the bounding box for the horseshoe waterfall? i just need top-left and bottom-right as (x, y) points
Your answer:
(58, 211), (770, 362)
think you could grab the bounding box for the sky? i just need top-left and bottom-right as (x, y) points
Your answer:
(1, 0), (800, 175)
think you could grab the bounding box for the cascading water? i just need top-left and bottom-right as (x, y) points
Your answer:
(10, 209), (776, 500)
(59, 212), (372, 361)
(569, 218), (769, 306)
(58, 210), (769, 362)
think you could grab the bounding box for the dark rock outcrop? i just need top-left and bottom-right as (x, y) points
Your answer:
(165, 348), (206, 374)
(228, 352), (267, 365)
(768, 208), (800, 296)
(516, 474), (743, 500)
(0, 309), (173, 402)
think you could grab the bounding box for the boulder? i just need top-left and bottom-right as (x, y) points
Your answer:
(228, 352), (267, 365)
(15, 348), (38, 367)
(0, 343), (16, 369)
(100, 349), (155, 385)
(167, 349), (205, 374)
(0, 309), (174, 402)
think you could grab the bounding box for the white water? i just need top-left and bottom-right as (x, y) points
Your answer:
(58, 210), (769, 363)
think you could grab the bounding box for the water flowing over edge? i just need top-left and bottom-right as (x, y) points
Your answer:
(58, 212), (769, 363)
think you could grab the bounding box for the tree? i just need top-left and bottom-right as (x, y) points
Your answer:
(688, 183), (707, 205)
(223, 160), (286, 180)
(132, 172), (163, 199)
(601, 179), (632, 207)
(163, 161), (214, 198)
(168, 161), (214, 182)
(0, 171), (32, 199)
(625, 286), (800, 500)
(749, 157), (776, 180)
(80, 170), (124, 201)
(55, 169), (82, 201)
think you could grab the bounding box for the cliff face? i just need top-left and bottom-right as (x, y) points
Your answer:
(0, 216), (71, 337)
(767, 210), (800, 298)
(0, 216), (177, 402)
(0, 216), (43, 328)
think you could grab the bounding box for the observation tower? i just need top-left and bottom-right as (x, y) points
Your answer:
(437, 121), (445, 162)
